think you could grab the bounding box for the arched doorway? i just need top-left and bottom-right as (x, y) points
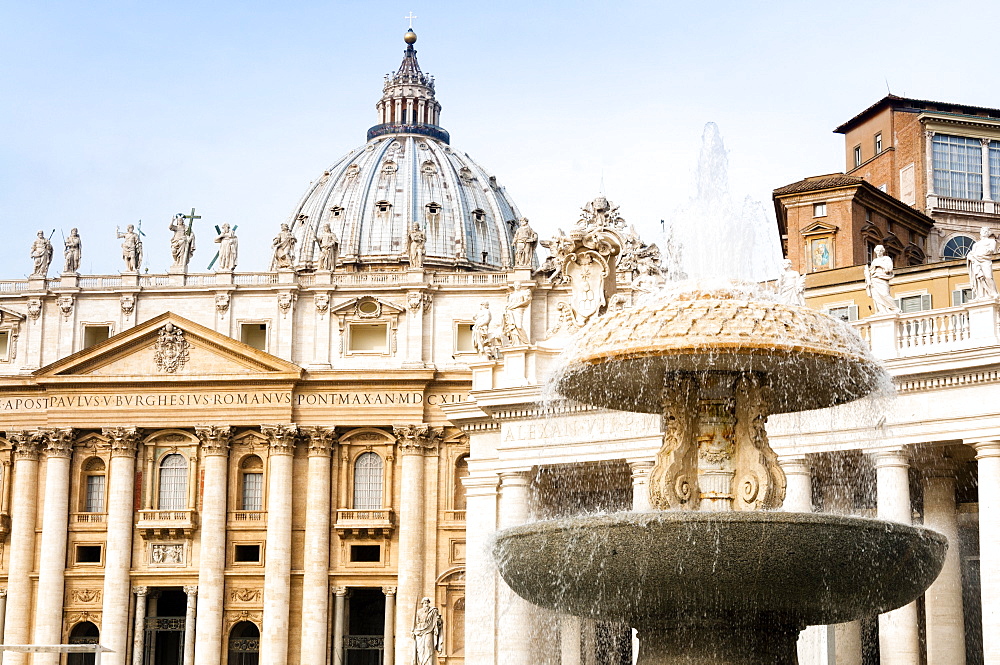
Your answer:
(68, 621), (100, 665)
(228, 621), (260, 665)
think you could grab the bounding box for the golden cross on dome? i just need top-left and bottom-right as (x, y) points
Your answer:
(405, 12), (417, 29)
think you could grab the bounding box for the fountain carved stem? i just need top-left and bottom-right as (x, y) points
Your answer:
(648, 372), (786, 512)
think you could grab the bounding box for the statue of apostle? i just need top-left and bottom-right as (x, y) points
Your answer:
(967, 227), (998, 301)
(117, 224), (142, 272)
(63, 228), (82, 274)
(864, 245), (899, 314)
(316, 223), (339, 271)
(512, 217), (538, 267)
(412, 597), (443, 665)
(214, 224), (239, 272)
(408, 222), (426, 269)
(29, 230), (53, 277)
(271, 223), (297, 270)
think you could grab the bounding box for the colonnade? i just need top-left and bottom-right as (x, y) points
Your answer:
(779, 443), (989, 665)
(0, 422), (447, 665)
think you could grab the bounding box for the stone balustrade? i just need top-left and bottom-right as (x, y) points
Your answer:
(857, 299), (1000, 360)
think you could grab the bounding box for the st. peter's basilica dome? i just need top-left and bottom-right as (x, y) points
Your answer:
(283, 30), (523, 271)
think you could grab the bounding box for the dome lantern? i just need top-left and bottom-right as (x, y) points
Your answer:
(368, 29), (448, 144)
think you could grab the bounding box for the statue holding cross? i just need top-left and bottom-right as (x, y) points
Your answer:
(169, 208), (199, 272)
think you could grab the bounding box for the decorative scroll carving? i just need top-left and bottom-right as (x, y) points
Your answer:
(57, 295), (74, 320)
(261, 424), (298, 455)
(120, 294), (135, 316)
(230, 588), (262, 603)
(215, 293), (231, 314)
(70, 588), (102, 604)
(407, 291), (432, 312)
(226, 610), (263, 629)
(27, 299), (42, 320)
(102, 427), (140, 458)
(277, 292), (296, 317)
(301, 427), (336, 457)
(195, 425), (232, 456)
(154, 323), (191, 373)
(315, 293), (330, 315)
(65, 611), (101, 630)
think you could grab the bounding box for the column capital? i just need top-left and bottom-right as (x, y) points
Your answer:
(871, 448), (910, 469)
(45, 428), (75, 458)
(925, 129), (936, 139)
(382, 586), (397, 596)
(103, 426), (141, 457)
(195, 425), (232, 456)
(8, 430), (41, 461)
(499, 469), (533, 488)
(393, 424), (442, 454)
(333, 586), (349, 596)
(778, 455), (812, 474)
(261, 423), (298, 455)
(966, 439), (1000, 458)
(133, 586), (149, 597)
(301, 426), (337, 457)
(183, 585), (199, 597)
(628, 459), (655, 474)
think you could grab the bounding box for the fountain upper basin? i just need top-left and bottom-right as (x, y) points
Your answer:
(555, 289), (881, 414)
(494, 511), (947, 628)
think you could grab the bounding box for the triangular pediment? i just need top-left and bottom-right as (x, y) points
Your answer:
(801, 221), (839, 236)
(36, 312), (303, 381)
(0, 305), (26, 323)
(330, 296), (406, 317)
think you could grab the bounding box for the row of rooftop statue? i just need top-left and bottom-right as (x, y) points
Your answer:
(26, 212), (546, 276)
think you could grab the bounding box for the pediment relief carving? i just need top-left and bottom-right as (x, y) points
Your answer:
(800, 221), (839, 237)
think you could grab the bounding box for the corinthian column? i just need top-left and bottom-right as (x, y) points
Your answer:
(260, 424), (298, 665)
(3, 431), (43, 664)
(193, 425), (231, 665)
(383, 586), (397, 665)
(874, 449), (920, 665)
(132, 587), (149, 665)
(100, 427), (140, 665)
(300, 427), (336, 665)
(33, 429), (75, 665)
(183, 585), (198, 665)
(393, 424), (441, 665)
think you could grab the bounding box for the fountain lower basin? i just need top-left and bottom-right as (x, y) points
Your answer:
(494, 511), (947, 664)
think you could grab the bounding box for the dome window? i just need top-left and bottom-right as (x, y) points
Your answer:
(330, 206), (344, 218)
(382, 160), (398, 175)
(375, 201), (392, 215)
(421, 160), (437, 175)
(459, 167), (475, 183)
(345, 164), (360, 178)
(426, 202), (442, 215)
(472, 209), (487, 224)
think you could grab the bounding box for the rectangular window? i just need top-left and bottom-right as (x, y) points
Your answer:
(349, 323), (388, 353)
(933, 134), (983, 200)
(84, 475), (105, 513)
(83, 325), (111, 348)
(0, 331), (9, 361)
(76, 545), (102, 564)
(990, 140), (1000, 200)
(953, 288), (973, 306)
(875, 133), (882, 154)
(241, 472), (263, 511)
(240, 323), (268, 351)
(853, 145), (862, 168)
(825, 305), (859, 322)
(350, 545), (381, 562)
(896, 294), (932, 313)
(455, 323), (475, 353)
(234, 544), (261, 563)
(813, 202), (827, 217)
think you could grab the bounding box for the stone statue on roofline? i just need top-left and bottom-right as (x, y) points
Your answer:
(967, 227), (998, 301)
(316, 223), (340, 271)
(512, 217), (538, 267)
(117, 224), (142, 272)
(29, 230), (53, 278)
(865, 245), (899, 314)
(271, 223), (297, 270)
(169, 213), (196, 271)
(63, 228), (82, 274)
(408, 222), (426, 268)
(214, 224), (239, 272)
(776, 259), (805, 306)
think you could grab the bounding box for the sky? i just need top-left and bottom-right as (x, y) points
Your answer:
(3, 0), (1000, 276)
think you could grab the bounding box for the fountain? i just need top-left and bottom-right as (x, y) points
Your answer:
(491, 129), (947, 664)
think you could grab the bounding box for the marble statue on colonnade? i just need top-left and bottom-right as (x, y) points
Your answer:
(63, 228), (82, 274)
(117, 224), (142, 272)
(214, 224), (239, 272)
(316, 223), (339, 271)
(865, 245), (899, 314)
(29, 230), (53, 277)
(776, 259), (805, 306)
(271, 223), (297, 270)
(967, 226), (998, 301)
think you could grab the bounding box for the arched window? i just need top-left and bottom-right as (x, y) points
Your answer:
(454, 455), (469, 511)
(240, 455), (264, 511)
(82, 457), (106, 513)
(228, 621), (260, 665)
(157, 454), (188, 510)
(353, 452), (384, 510)
(68, 621), (100, 665)
(943, 235), (976, 260)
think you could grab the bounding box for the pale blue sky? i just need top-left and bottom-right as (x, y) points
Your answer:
(2, 0), (998, 275)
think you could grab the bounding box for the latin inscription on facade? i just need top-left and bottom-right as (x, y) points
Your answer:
(502, 411), (661, 445)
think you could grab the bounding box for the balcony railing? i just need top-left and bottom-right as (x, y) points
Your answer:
(137, 509), (198, 539)
(229, 510), (266, 525)
(854, 300), (1000, 360)
(334, 508), (395, 537)
(443, 509), (466, 522)
(73, 512), (107, 526)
